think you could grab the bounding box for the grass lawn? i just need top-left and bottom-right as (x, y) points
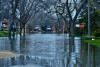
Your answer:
(0, 31), (8, 37)
(0, 31), (18, 37)
(84, 39), (100, 47)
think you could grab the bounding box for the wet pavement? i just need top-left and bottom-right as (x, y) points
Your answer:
(0, 34), (100, 67)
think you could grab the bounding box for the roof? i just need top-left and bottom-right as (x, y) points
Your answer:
(2, 20), (9, 23)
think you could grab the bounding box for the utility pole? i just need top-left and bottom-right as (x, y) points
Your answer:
(88, 1), (91, 38)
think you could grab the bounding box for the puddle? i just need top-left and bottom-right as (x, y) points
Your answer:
(11, 64), (43, 67)
(0, 51), (18, 58)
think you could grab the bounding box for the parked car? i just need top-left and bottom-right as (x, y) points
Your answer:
(34, 26), (41, 32)
(46, 26), (52, 31)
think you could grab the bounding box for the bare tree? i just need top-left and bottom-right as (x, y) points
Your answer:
(40, 0), (67, 33)
(89, 0), (100, 14)
(18, 0), (41, 36)
(41, 0), (87, 36)
(8, 0), (19, 38)
(66, 0), (87, 36)
(0, 0), (11, 20)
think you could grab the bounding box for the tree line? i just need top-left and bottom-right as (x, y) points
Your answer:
(0, 0), (100, 37)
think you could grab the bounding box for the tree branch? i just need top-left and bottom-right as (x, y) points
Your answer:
(73, 0), (87, 21)
(66, 0), (72, 21)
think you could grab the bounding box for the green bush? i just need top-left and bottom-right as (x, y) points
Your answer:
(41, 26), (45, 31)
(0, 31), (8, 35)
(0, 31), (18, 37)
(94, 32), (100, 37)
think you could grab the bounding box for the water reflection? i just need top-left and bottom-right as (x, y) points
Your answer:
(88, 43), (90, 67)
(93, 45), (95, 67)
(0, 34), (100, 67)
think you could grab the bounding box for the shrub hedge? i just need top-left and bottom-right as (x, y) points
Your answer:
(94, 32), (100, 37)
(0, 31), (8, 36)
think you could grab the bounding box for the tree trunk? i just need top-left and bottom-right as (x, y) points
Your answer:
(67, 22), (71, 37)
(23, 24), (25, 36)
(20, 20), (22, 36)
(69, 37), (74, 52)
(13, 20), (15, 37)
(13, 26), (15, 38)
(8, 22), (13, 38)
(70, 21), (75, 36)
(58, 22), (60, 34)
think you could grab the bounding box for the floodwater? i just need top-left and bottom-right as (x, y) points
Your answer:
(0, 34), (100, 67)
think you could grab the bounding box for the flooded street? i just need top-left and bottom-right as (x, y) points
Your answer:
(0, 34), (100, 67)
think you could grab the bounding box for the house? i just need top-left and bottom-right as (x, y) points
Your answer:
(52, 25), (67, 33)
(0, 20), (10, 31)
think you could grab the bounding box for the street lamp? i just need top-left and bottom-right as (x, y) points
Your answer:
(93, 7), (96, 24)
(88, 1), (91, 38)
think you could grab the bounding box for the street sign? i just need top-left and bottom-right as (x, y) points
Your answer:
(79, 24), (84, 28)
(76, 24), (80, 27)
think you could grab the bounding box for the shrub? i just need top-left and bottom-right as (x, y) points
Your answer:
(0, 31), (8, 36)
(94, 32), (100, 37)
